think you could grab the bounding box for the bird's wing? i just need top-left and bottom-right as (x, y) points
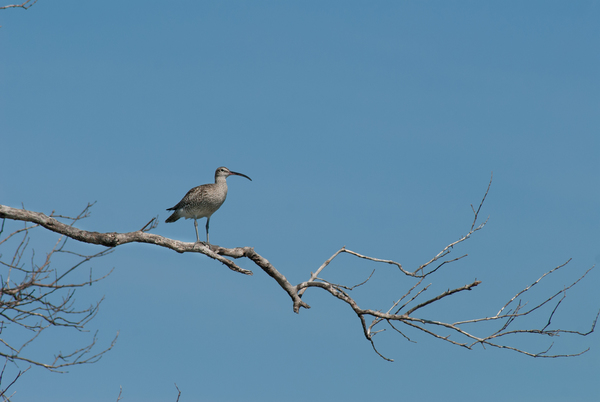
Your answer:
(166, 185), (207, 210)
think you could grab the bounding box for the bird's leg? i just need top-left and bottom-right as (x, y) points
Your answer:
(205, 217), (211, 244)
(194, 219), (200, 242)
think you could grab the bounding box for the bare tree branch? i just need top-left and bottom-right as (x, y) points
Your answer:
(405, 280), (482, 316)
(0, 208), (118, 373)
(0, 359), (30, 401)
(0, 174), (597, 362)
(0, 0), (38, 10)
(174, 383), (181, 402)
(0, 204), (252, 276)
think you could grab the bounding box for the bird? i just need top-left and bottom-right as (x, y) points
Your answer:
(165, 166), (252, 243)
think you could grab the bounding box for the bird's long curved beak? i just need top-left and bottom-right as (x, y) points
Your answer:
(229, 171), (252, 181)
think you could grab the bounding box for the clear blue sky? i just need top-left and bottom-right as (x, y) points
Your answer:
(1, 1), (599, 401)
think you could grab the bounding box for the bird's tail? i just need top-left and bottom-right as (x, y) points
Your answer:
(165, 211), (180, 223)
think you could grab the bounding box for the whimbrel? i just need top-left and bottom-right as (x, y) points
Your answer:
(165, 166), (252, 243)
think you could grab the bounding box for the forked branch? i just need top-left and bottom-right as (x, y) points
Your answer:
(0, 209), (118, 373)
(1, 174), (596, 362)
(0, 0), (38, 10)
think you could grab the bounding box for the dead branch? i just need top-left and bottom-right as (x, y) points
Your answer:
(0, 175), (597, 362)
(0, 359), (30, 401)
(0, 204), (251, 276)
(0, 0), (38, 10)
(174, 383), (181, 402)
(0, 209), (118, 373)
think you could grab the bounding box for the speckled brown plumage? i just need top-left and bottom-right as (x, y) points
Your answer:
(165, 166), (251, 243)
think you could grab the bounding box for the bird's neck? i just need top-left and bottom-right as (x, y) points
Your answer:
(215, 176), (228, 185)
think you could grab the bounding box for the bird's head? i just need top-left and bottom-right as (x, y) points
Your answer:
(215, 166), (252, 181)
